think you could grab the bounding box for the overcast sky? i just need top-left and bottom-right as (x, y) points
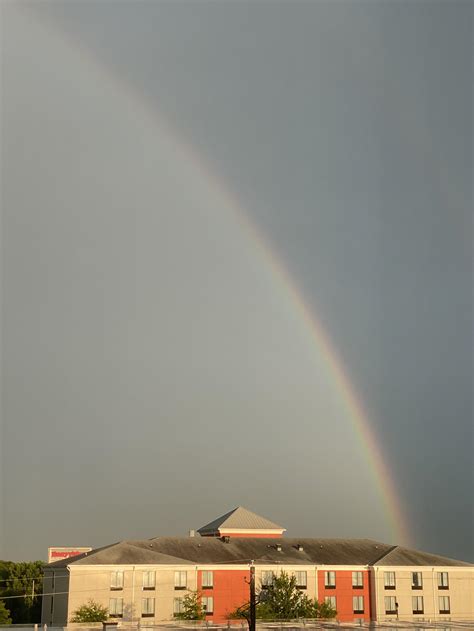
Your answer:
(1, 0), (472, 562)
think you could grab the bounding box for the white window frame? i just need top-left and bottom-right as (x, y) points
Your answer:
(352, 571), (363, 588)
(111, 571), (124, 590)
(173, 597), (183, 615)
(438, 572), (449, 589)
(412, 596), (424, 614)
(202, 571), (213, 589)
(384, 596), (397, 614)
(324, 596), (336, 609)
(141, 598), (155, 617)
(295, 571), (307, 588)
(439, 595), (450, 613)
(411, 571), (423, 589)
(143, 571), (155, 590)
(174, 571), (187, 590)
(384, 571), (396, 589)
(352, 595), (364, 613)
(261, 571), (274, 587)
(201, 596), (214, 615)
(324, 571), (336, 588)
(109, 598), (123, 617)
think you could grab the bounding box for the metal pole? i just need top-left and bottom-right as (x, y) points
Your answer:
(249, 565), (256, 631)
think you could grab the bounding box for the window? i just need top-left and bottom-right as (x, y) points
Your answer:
(324, 596), (336, 609)
(109, 598), (123, 618)
(202, 571), (213, 589)
(384, 596), (397, 615)
(261, 571), (274, 588)
(438, 572), (449, 589)
(201, 596), (214, 615)
(439, 596), (450, 614)
(384, 572), (396, 589)
(411, 572), (423, 589)
(143, 571), (155, 590)
(352, 571), (363, 588)
(295, 571), (307, 589)
(412, 596), (424, 614)
(111, 571), (124, 590)
(324, 571), (336, 588)
(173, 597), (183, 616)
(353, 596), (364, 614)
(174, 571), (187, 590)
(141, 598), (155, 617)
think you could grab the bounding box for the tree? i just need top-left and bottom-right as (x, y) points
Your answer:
(71, 600), (109, 622)
(228, 571), (336, 623)
(174, 591), (205, 620)
(257, 572), (314, 620)
(0, 601), (12, 625)
(0, 561), (43, 624)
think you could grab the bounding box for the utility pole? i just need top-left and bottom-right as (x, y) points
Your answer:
(249, 564), (256, 631)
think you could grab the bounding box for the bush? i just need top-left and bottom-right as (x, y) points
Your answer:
(71, 599), (109, 622)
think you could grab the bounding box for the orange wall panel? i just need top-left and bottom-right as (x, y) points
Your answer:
(198, 569), (250, 623)
(317, 570), (370, 622)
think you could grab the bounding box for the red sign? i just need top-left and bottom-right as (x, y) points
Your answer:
(48, 547), (92, 563)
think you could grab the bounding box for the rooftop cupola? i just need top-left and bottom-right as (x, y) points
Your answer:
(197, 506), (286, 539)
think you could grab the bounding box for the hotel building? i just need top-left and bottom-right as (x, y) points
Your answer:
(41, 507), (474, 625)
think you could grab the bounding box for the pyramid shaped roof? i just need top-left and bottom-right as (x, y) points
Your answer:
(197, 506), (286, 536)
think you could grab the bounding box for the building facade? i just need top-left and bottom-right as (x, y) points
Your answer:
(41, 507), (474, 625)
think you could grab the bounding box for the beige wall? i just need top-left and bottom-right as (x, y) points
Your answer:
(67, 565), (198, 623)
(371, 566), (474, 622)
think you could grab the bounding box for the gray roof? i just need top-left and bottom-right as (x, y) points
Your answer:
(197, 507), (285, 535)
(374, 545), (472, 567)
(45, 537), (472, 569)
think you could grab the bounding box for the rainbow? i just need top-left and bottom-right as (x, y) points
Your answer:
(21, 4), (411, 547)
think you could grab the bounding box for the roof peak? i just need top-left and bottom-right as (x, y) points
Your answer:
(197, 506), (286, 537)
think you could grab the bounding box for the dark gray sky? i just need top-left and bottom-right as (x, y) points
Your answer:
(1, 0), (472, 562)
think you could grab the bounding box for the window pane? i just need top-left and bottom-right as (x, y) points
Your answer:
(174, 571), (187, 588)
(438, 572), (449, 588)
(412, 572), (422, 588)
(111, 571), (124, 589)
(352, 571), (363, 587)
(439, 596), (450, 613)
(143, 571), (155, 589)
(384, 572), (395, 587)
(202, 571), (213, 588)
(202, 596), (213, 614)
(325, 571), (335, 587)
(262, 571), (273, 586)
(353, 596), (364, 613)
(412, 596), (424, 613)
(295, 571), (307, 587)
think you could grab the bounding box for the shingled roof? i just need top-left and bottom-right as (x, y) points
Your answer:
(197, 506), (285, 535)
(45, 536), (472, 570)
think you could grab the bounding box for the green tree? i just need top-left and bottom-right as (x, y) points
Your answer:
(0, 561), (43, 624)
(257, 572), (314, 620)
(174, 591), (205, 620)
(71, 600), (109, 623)
(228, 571), (336, 623)
(0, 601), (12, 625)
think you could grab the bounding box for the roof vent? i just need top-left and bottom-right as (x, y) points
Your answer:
(276, 544), (282, 552)
(297, 544), (304, 552)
